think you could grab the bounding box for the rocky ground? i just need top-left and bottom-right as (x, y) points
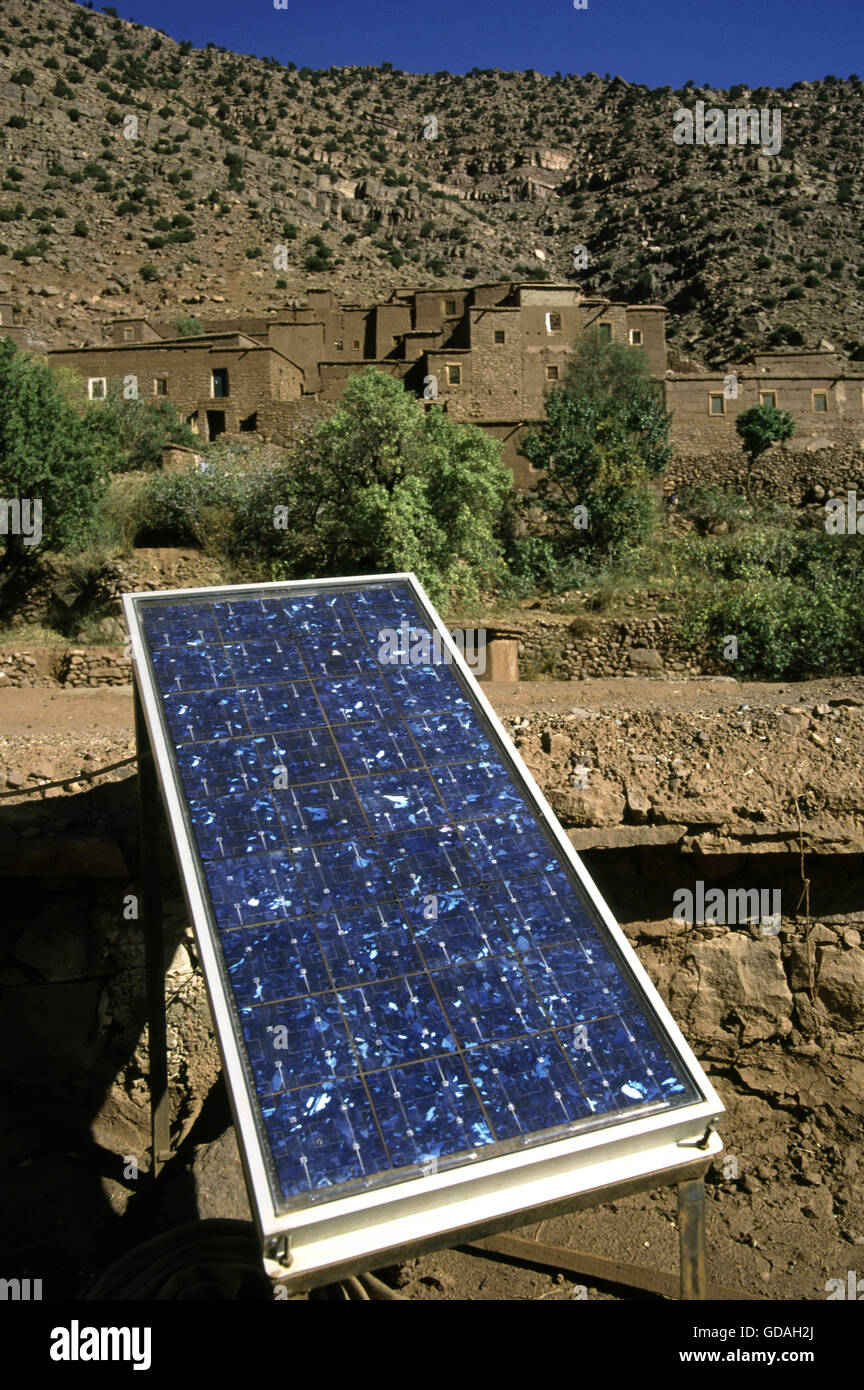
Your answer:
(2, 0), (864, 366)
(1, 677), (862, 1301)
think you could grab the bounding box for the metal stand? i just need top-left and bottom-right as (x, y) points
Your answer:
(677, 1176), (706, 1299)
(461, 1165), (713, 1301)
(134, 681), (172, 1177)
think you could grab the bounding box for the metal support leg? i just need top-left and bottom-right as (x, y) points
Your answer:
(678, 1176), (706, 1300)
(135, 682), (171, 1177)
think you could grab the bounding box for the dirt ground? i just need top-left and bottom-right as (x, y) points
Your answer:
(4, 673), (864, 736)
(2, 678), (862, 1302)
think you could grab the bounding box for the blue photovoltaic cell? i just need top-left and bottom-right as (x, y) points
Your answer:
(136, 580), (699, 1213)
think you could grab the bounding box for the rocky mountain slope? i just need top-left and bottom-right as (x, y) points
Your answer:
(1, 0), (863, 366)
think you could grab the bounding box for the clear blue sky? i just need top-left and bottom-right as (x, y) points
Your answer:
(83, 0), (864, 88)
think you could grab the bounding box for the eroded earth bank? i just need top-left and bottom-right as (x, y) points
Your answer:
(1, 676), (862, 1300)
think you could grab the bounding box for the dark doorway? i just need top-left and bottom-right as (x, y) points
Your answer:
(207, 410), (226, 441)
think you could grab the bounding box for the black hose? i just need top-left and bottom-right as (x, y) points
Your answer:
(81, 1219), (273, 1300)
(81, 1219), (407, 1300)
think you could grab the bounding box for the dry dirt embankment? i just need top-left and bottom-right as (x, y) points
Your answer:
(1, 677), (862, 1299)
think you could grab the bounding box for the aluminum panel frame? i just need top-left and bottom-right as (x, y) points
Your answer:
(123, 572), (724, 1284)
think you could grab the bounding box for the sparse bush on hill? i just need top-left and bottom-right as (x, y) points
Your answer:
(172, 315), (203, 336)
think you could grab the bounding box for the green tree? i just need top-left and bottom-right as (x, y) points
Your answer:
(274, 369), (512, 603)
(520, 330), (671, 560)
(173, 315), (204, 336)
(0, 339), (106, 564)
(735, 403), (796, 500)
(84, 380), (197, 472)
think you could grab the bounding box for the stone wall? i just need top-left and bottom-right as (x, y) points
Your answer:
(0, 778), (220, 1178)
(0, 619), (720, 689)
(518, 614), (722, 681)
(0, 646), (130, 688)
(666, 444), (864, 505)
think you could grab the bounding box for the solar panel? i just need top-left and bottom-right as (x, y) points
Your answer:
(124, 573), (723, 1286)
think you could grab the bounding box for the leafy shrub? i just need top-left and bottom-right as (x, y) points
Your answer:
(84, 381), (197, 474)
(521, 330), (671, 561)
(0, 339), (107, 563)
(173, 315), (203, 337)
(679, 554), (864, 679)
(675, 486), (791, 535)
(135, 373), (511, 604)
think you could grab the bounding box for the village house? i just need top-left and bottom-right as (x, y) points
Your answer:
(0, 302), (27, 347)
(45, 282), (864, 480)
(666, 349), (864, 454)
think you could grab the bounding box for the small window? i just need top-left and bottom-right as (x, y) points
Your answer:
(444, 299), (457, 316)
(494, 330), (506, 344)
(88, 377), (106, 400)
(352, 339), (360, 350)
(546, 311), (562, 333)
(812, 391), (828, 413)
(122, 327), (134, 342)
(447, 363), (461, 385)
(334, 340), (343, 351)
(597, 322), (612, 342)
(153, 377), (168, 397)
(545, 364), (560, 381)
(212, 368), (229, 398)
(709, 394), (726, 416)
(760, 391), (777, 408)
(629, 328), (643, 346)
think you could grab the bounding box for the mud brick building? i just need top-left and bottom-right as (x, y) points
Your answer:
(0, 302), (28, 347)
(46, 282), (864, 481)
(667, 349), (864, 455)
(49, 327), (304, 440)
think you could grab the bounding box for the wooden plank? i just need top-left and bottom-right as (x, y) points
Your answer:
(464, 1233), (762, 1301)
